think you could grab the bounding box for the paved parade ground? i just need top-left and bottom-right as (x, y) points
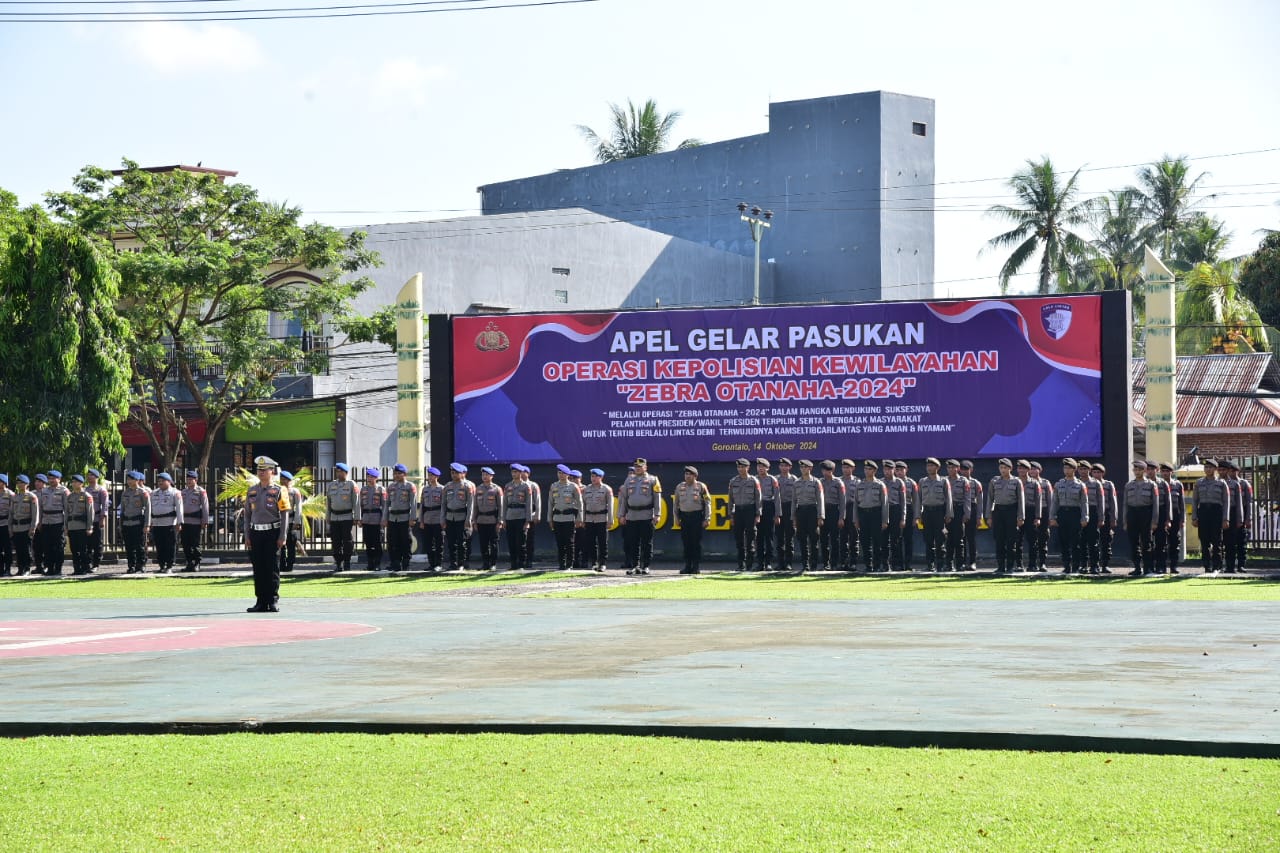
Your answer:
(3, 575), (1277, 758)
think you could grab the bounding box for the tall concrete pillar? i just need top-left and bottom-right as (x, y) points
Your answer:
(396, 273), (427, 479)
(1143, 247), (1177, 466)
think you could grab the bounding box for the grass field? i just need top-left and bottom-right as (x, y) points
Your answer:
(0, 733), (1275, 852)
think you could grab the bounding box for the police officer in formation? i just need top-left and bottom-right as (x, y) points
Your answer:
(65, 474), (95, 576)
(854, 460), (889, 572)
(755, 459), (780, 572)
(149, 472), (184, 574)
(984, 458), (1024, 573)
(1050, 458), (1090, 573)
(943, 460), (970, 572)
(85, 469), (110, 572)
(118, 471), (151, 573)
(359, 467), (386, 570)
(619, 457), (661, 575)
(1122, 460), (1160, 575)
(471, 466), (503, 571)
(1221, 460), (1253, 573)
(1014, 461), (1043, 572)
(818, 460), (845, 571)
(36, 470), (70, 576)
(674, 465), (711, 574)
(884, 461), (909, 571)
(385, 463), (418, 572)
(244, 455), (290, 612)
(503, 464), (533, 570)
(1156, 462), (1185, 574)
(915, 458), (951, 571)
(581, 468), (614, 572)
(326, 462), (358, 571)
(775, 458), (798, 571)
(442, 462), (476, 570)
(1093, 463), (1119, 573)
(1192, 458), (1235, 573)
(839, 459), (860, 570)
(0, 474), (12, 576)
(7, 475), (39, 575)
(415, 466), (445, 572)
(959, 461), (982, 571)
(792, 460), (824, 573)
(278, 471), (305, 572)
(727, 458), (761, 571)
(180, 470), (211, 573)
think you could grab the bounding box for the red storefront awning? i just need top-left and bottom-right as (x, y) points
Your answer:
(119, 418), (208, 447)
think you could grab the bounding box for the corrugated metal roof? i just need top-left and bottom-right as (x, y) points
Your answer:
(1133, 391), (1280, 430)
(1131, 353), (1280, 393)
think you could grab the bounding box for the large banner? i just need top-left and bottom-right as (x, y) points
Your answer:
(452, 296), (1102, 463)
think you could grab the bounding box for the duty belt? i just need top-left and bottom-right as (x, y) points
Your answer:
(251, 523), (279, 531)
(122, 514), (144, 525)
(330, 511), (353, 518)
(152, 512), (175, 518)
(388, 513), (411, 521)
(585, 513), (609, 522)
(552, 514), (578, 522)
(445, 512), (468, 521)
(43, 513), (64, 520)
(476, 513), (498, 521)
(627, 502), (653, 510)
(508, 502), (526, 509)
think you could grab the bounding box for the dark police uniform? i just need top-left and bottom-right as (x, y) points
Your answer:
(792, 465), (824, 573)
(727, 461), (761, 570)
(854, 462), (889, 572)
(755, 461), (781, 572)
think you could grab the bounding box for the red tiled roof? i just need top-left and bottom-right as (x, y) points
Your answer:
(1132, 353), (1280, 432)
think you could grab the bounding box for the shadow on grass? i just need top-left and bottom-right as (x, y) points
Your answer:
(695, 570), (1279, 585)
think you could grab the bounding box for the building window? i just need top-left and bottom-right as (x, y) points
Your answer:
(912, 122), (927, 137)
(552, 267), (570, 276)
(554, 289), (569, 304)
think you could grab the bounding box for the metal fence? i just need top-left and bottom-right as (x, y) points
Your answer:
(1238, 455), (1280, 553)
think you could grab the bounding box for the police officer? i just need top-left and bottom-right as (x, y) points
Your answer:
(84, 468), (110, 572)
(854, 460), (889, 572)
(916, 458), (952, 572)
(1050, 458), (1090, 574)
(9, 475), (39, 576)
(1159, 463), (1185, 574)
(503, 464), (532, 570)
(521, 465), (542, 568)
(960, 461), (982, 570)
(674, 465), (711, 574)
(570, 470), (591, 568)
(775, 459), (799, 572)
(149, 472), (184, 573)
(792, 460), (824, 573)
(442, 462), (475, 570)
(1222, 461), (1251, 573)
(244, 456), (290, 612)
(985, 458), (1024, 574)
(180, 469), (211, 573)
(619, 457), (661, 575)
(416, 466), (445, 572)
(385, 463), (417, 572)
(1192, 459), (1233, 574)
(1015, 460), (1042, 572)
(755, 458), (781, 572)
(472, 466), (504, 571)
(1122, 460), (1160, 576)
(891, 461), (915, 571)
(943, 460), (969, 572)
(30, 473), (48, 569)
(1093, 463), (1119, 574)
(839, 459), (860, 569)
(818, 460), (846, 571)
(1031, 461), (1054, 571)
(37, 470), (71, 575)
(0, 474), (12, 576)
(728, 458), (761, 571)
(360, 467), (386, 570)
(326, 463), (359, 571)
(278, 471), (304, 573)
(581, 468), (614, 572)
(65, 474), (95, 576)
(546, 464), (583, 571)
(1077, 460), (1103, 574)
(118, 471), (151, 574)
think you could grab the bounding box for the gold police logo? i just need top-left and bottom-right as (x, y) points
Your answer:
(475, 322), (510, 352)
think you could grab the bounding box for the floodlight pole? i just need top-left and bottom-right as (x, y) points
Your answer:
(738, 203), (773, 306)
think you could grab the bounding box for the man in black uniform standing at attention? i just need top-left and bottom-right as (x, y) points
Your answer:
(244, 456), (290, 612)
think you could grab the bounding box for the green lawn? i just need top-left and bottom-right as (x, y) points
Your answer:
(0, 571), (573, 599)
(0, 733), (1273, 852)
(546, 573), (1280, 601)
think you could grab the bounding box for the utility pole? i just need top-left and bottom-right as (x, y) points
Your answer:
(738, 202), (773, 306)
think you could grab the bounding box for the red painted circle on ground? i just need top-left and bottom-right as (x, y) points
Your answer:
(0, 619), (378, 658)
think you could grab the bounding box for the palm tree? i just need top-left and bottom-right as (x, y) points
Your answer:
(1131, 155), (1209, 257)
(1176, 260), (1269, 354)
(1171, 213), (1231, 271)
(985, 157), (1094, 294)
(1086, 189), (1146, 291)
(577, 99), (702, 164)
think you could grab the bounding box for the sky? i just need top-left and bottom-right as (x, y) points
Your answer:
(1, 0), (1277, 299)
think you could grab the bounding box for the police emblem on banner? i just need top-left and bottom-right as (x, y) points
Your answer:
(1040, 303), (1073, 340)
(475, 322), (510, 352)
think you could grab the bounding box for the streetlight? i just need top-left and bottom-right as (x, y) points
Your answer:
(738, 202), (773, 306)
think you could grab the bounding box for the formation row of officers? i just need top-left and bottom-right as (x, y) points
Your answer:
(316, 453), (1254, 576)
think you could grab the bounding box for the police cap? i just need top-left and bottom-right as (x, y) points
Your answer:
(998, 457), (1012, 467)
(48, 470), (62, 479)
(755, 457), (769, 467)
(895, 461), (908, 469)
(1060, 458), (1077, 468)
(960, 460), (974, 471)
(1134, 460), (1151, 469)
(279, 471), (293, 481)
(556, 463), (572, 475)
(634, 457), (647, 466)
(426, 466), (441, 476)
(367, 467), (382, 478)
(798, 459), (814, 468)
(864, 459), (878, 470)
(186, 469), (199, 478)
(1015, 459), (1030, 469)
(778, 458), (792, 467)
(0, 474), (7, 485)
(1159, 462), (1174, 472)
(1223, 459), (1238, 471)
(684, 465), (698, 476)
(157, 472), (173, 482)
(1094, 464), (1106, 474)
(1029, 461), (1043, 470)
(254, 455), (278, 470)
(17, 474), (30, 484)
(35, 473), (48, 483)
(736, 458), (750, 467)
(87, 468), (102, 478)
(882, 459), (895, 470)
(841, 459), (856, 468)
(1075, 459), (1091, 470)
(480, 466), (495, 475)
(1202, 458), (1218, 467)
(510, 462), (522, 470)
(450, 462), (467, 474)
(590, 468), (605, 477)
(72, 474), (85, 483)
(393, 463), (408, 473)
(820, 460), (836, 470)
(128, 470), (145, 481)
(570, 470), (582, 478)
(335, 462), (350, 473)
(945, 459), (959, 467)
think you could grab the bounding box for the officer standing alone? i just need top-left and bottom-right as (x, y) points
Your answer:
(244, 456), (290, 612)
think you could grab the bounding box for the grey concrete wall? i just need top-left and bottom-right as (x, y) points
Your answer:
(479, 90), (935, 305)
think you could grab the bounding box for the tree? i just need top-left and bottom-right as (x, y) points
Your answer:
(1131, 155), (1208, 258)
(577, 99), (702, 163)
(1238, 231), (1280, 330)
(1171, 212), (1230, 271)
(1175, 260), (1268, 354)
(985, 158), (1094, 294)
(47, 161), (381, 473)
(0, 205), (131, 472)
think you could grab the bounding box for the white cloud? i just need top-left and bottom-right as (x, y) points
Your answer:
(123, 22), (264, 74)
(369, 58), (452, 110)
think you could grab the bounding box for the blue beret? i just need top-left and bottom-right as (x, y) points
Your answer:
(570, 469), (582, 478)
(17, 474), (30, 484)
(186, 469), (199, 478)
(0, 474), (8, 485)
(510, 462), (522, 469)
(48, 470), (62, 478)
(426, 466), (441, 476)
(365, 467), (381, 478)
(481, 466), (495, 475)
(87, 468), (102, 477)
(517, 464), (530, 473)
(279, 471), (293, 481)
(590, 468), (604, 477)
(450, 462), (467, 473)
(127, 470), (143, 481)
(334, 462), (350, 472)
(72, 474), (86, 483)
(157, 472), (173, 482)
(556, 463), (571, 474)
(393, 463), (408, 473)
(35, 474), (48, 483)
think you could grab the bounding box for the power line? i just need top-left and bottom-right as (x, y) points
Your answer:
(0, 0), (598, 22)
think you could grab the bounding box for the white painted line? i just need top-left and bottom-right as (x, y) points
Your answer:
(0, 626), (208, 651)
